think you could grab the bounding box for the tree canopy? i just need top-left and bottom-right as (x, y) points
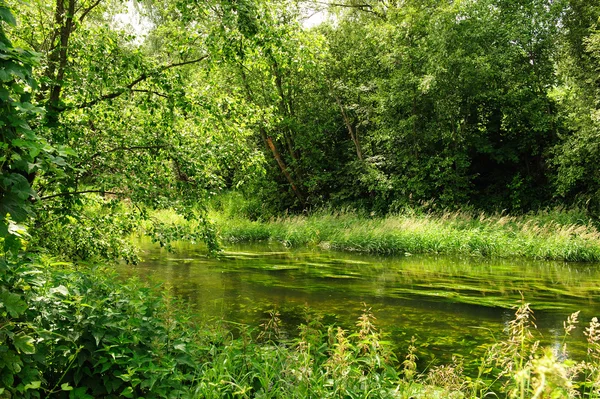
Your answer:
(2, 0), (600, 257)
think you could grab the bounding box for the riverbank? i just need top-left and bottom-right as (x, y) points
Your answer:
(0, 254), (449, 398)
(3, 255), (599, 398)
(211, 208), (600, 262)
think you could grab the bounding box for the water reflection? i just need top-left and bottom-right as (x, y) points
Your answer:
(114, 241), (600, 367)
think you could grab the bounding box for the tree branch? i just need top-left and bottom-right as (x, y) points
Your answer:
(76, 73), (148, 109)
(313, 1), (385, 18)
(69, 55), (209, 110)
(131, 89), (169, 98)
(39, 190), (124, 200)
(79, 0), (103, 23)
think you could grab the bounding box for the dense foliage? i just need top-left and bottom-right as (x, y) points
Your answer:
(2, 0), (600, 396)
(1, 0), (600, 252)
(173, 0), (599, 215)
(1, 256), (203, 398)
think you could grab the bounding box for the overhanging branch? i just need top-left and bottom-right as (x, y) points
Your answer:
(313, 1), (385, 18)
(131, 89), (169, 98)
(79, 0), (103, 23)
(66, 54), (209, 111)
(39, 190), (125, 200)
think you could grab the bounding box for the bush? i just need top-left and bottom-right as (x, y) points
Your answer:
(0, 255), (203, 398)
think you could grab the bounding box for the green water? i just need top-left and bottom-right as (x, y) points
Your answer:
(115, 242), (600, 369)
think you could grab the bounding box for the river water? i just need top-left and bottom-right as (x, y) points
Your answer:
(114, 241), (600, 369)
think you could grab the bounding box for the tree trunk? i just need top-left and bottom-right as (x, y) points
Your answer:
(239, 63), (304, 204)
(271, 56), (300, 164)
(335, 95), (363, 161)
(261, 129), (304, 204)
(46, 0), (76, 113)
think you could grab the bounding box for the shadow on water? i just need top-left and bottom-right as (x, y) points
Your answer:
(114, 241), (600, 370)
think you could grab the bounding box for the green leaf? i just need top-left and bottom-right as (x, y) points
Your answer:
(0, 6), (16, 26)
(24, 381), (41, 390)
(13, 333), (35, 354)
(174, 343), (186, 351)
(52, 156), (67, 167)
(15, 102), (44, 114)
(0, 191), (32, 222)
(0, 86), (8, 101)
(0, 69), (9, 82)
(5, 173), (36, 200)
(49, 285), (70, 296)
(92, 329), (104, 346)
(0, 290), (27, 317)
(1, 372), (14, 388)
(11, 138), (45, 158)
(69, 387), (93, 399)
(57, 146), (77, 157)
(7, 220), (28, 238)
(1, 62), (26, 81)
(120, 387), (134, 398)
(61, 383), (74, 391)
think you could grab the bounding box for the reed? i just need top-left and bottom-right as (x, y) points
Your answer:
(212, 207), (600, 262)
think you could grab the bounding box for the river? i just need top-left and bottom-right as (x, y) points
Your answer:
(114, 241), (600, 370)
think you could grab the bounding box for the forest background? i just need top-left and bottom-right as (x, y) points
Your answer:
(3, 0), (600, 255)
(2, 0), (600, 397)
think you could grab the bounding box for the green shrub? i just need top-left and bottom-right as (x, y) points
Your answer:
(0, 256), (204, 398)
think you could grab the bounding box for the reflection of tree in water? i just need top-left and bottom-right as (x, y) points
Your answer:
(168, 262), (199, 302)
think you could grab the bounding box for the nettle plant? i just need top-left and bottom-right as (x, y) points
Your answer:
(0, 2), (63, 395)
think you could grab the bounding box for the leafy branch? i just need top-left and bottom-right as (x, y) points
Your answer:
(77, 0), (103, 24)
(68, 55), (210, 110)
(39, 190), (125, 201)
(131, 89), (169, 98)
(313, 1), (385, 18)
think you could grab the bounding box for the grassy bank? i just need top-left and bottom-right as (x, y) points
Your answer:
(3, 255), (600, 398)
(210, 207), (600, 262)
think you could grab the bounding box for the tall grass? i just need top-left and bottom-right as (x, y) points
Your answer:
(212, 207), (600, 262)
